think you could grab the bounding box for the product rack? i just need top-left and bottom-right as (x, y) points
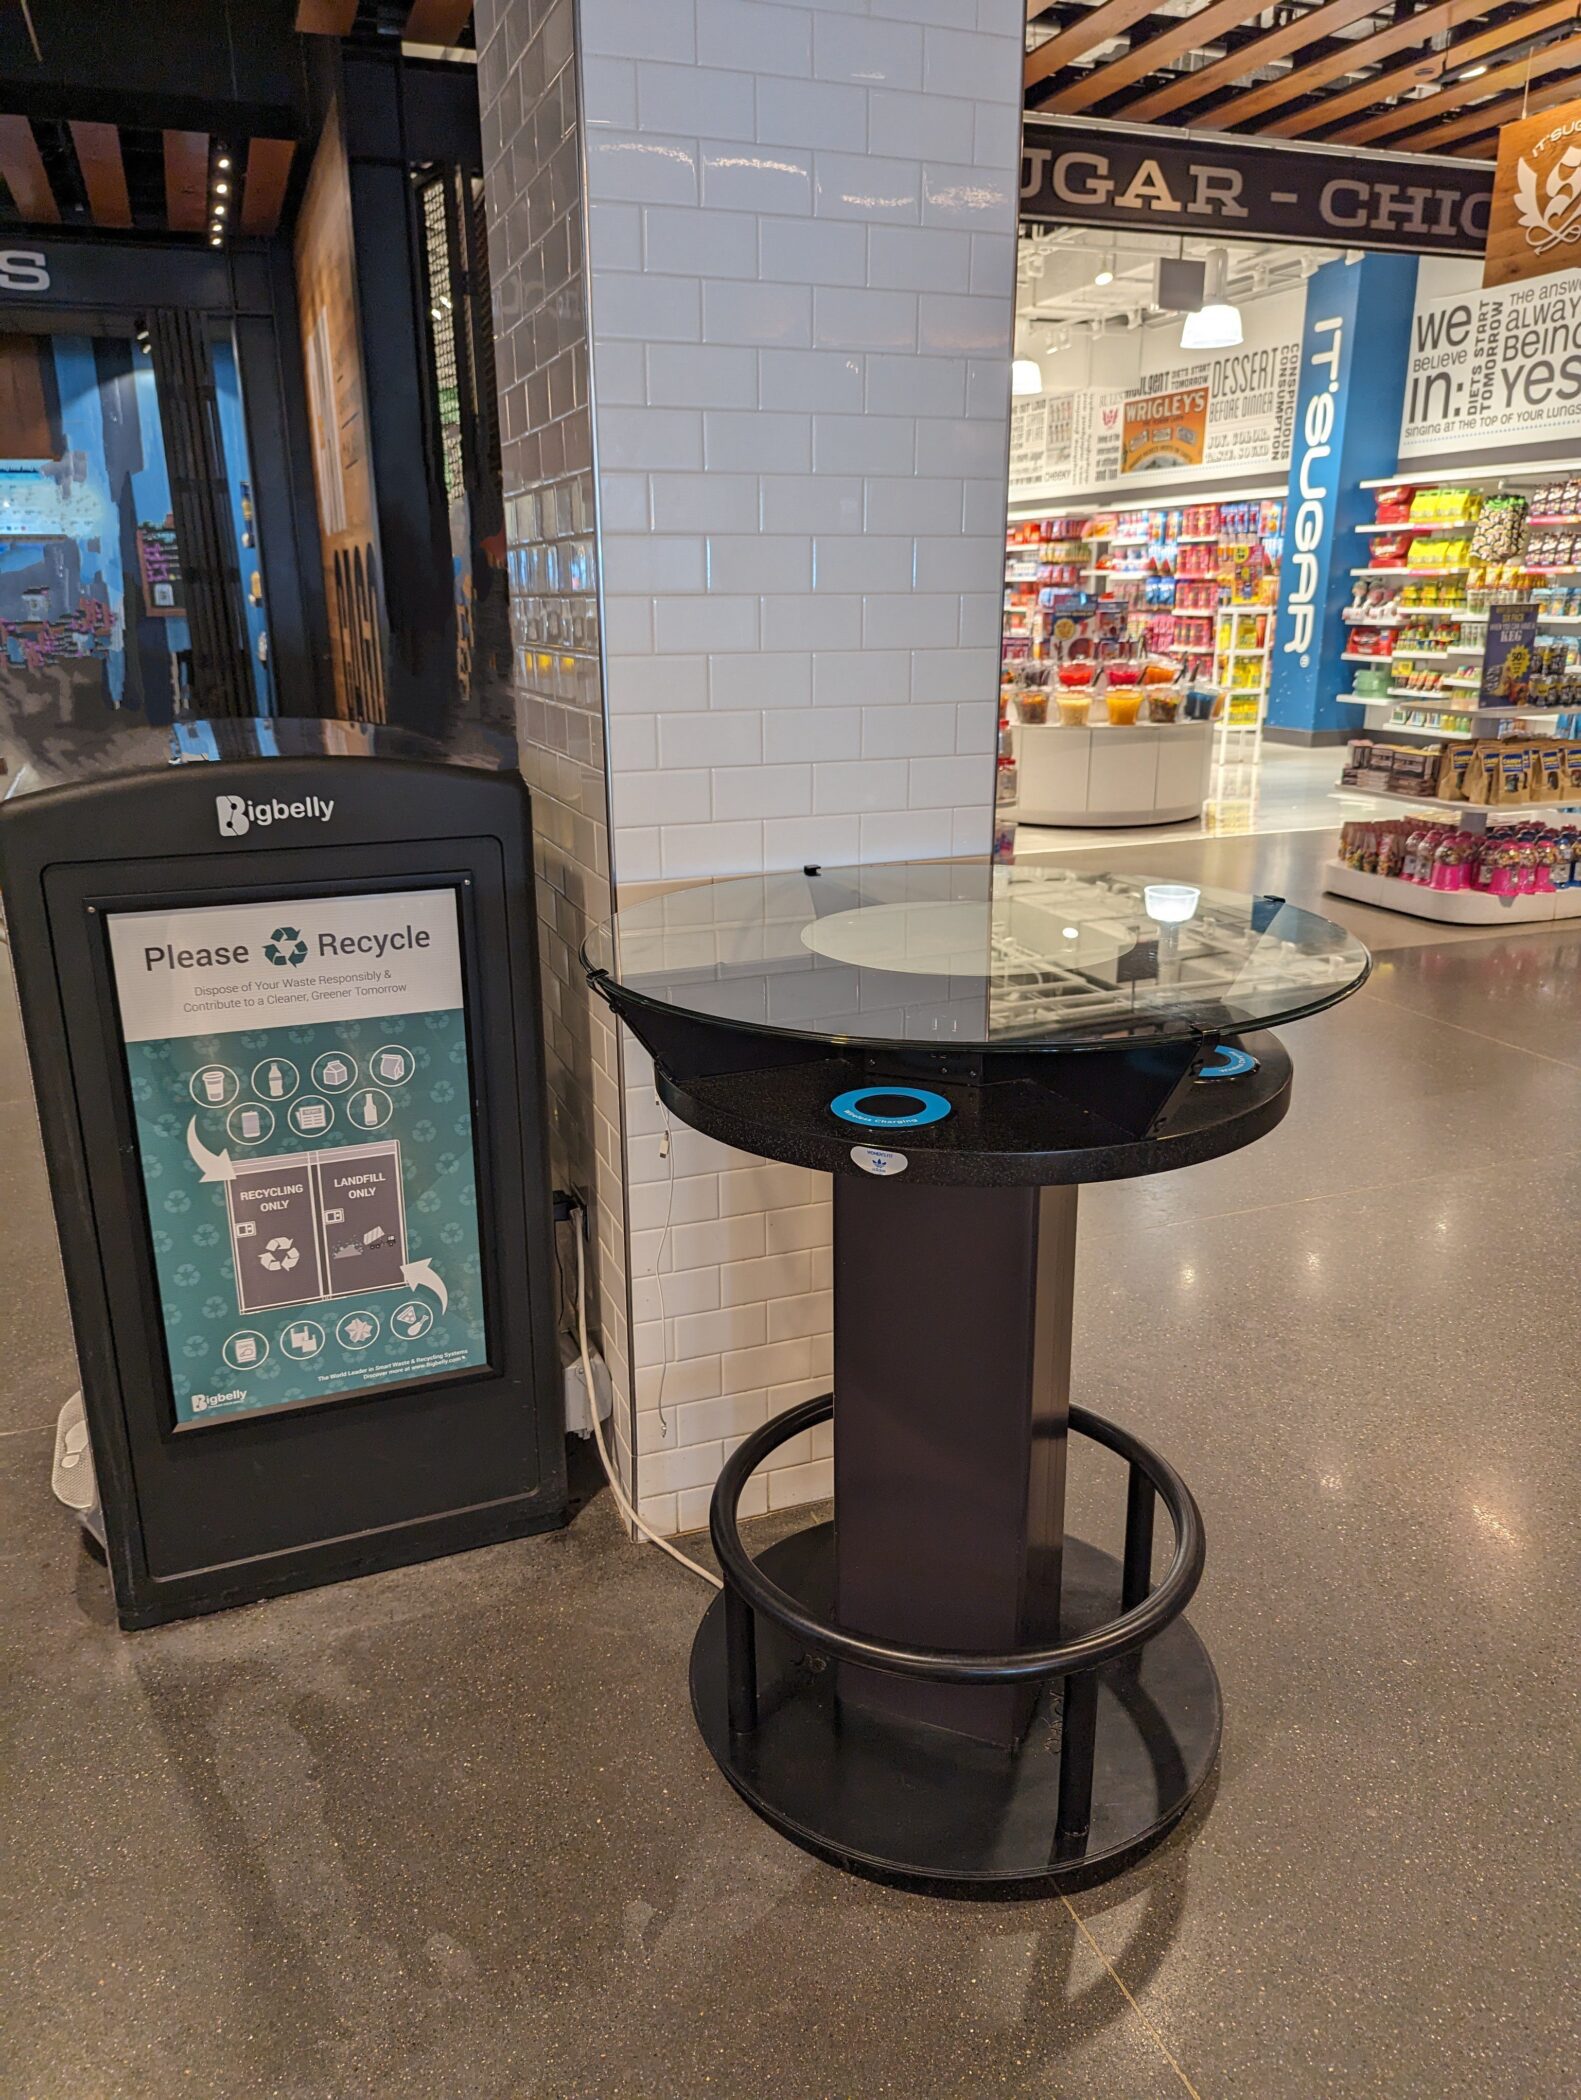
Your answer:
(1324, 855), (1581, 925)
(1002, 513), (1094, 668)
(1327, 464), (1581, 925)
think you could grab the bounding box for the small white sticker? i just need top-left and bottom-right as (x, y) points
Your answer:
(850, 1145), (908, 1176)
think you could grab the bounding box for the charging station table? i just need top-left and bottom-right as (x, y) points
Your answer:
(587, 862), (1368, 1888)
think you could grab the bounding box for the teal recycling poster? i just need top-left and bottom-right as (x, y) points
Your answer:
(107, 888), (488, 1426)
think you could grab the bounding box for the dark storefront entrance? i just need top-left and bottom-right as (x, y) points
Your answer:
(0, 238), (326, 775)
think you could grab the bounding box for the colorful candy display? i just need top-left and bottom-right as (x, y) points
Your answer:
(1341, 734), (1581, 806)
(1338, 817), (1581, 896)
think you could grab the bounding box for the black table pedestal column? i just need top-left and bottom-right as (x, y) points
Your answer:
(688, 1168), (1225, 1889)
(833, 1178), (1076, 1749)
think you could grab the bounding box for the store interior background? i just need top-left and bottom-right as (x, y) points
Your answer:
(1002, 224), (1543, 859)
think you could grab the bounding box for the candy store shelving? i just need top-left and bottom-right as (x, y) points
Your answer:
(1325, 464), (1581, 924)
(1084, 507), (1186, 664)
(1000, 488), (1289, 835)
(1205, 499), (1286, 833)
(1003, 513), (1092, 669)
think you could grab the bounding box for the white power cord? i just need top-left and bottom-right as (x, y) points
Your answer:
(571, 1202), (722, 1590)
(652, 1103), (676, 1434)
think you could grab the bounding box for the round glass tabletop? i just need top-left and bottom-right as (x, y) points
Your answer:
(583, 862), (1370, 1054)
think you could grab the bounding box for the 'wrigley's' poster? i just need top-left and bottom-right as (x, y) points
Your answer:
(1121, 387), (1210, 472)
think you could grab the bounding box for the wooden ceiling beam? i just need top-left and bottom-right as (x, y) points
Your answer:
(404, 0), (473, 41)
(0, 115), (59, 224)
(163, 129), (210, 233)
(1207, 0), (1479, 134)
(1119, 0), (1395, 125)
(1032, 0), (1253, 113)
(1265, 0), (1580, 140)
(1384, 63), (1581, 152)
(295, 0), (359, 32)
(1338, 31), (1581, 147)
(240, 138), (295, 235)
(68, 120), (133, 230)
(1025, 0), (1168, 88)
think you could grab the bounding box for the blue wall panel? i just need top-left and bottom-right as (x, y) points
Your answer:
(1267, 254), (1419, 740)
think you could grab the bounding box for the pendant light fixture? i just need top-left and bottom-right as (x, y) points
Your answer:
(1180, 247), (1242, 350)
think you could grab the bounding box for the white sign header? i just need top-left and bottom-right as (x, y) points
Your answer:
(107, 888), (464, 1043)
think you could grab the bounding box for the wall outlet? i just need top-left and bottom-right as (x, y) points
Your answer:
(561, 1337), (612, 1436)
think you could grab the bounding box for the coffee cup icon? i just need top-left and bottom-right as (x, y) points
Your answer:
(202, 1069), (226, 1103)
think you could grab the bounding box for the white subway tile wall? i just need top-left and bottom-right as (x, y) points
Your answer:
(582, 0), (1019, 1521)
(477, 0), (637, 1492)
(481, 0), (1023, 1531)
(580, 0), (1020, 889)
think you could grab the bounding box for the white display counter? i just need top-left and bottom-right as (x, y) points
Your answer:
(1012, 718), (1215, 828)
(1323, 858), (1581, 925)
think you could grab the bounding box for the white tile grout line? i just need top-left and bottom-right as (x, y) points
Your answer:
(1060, 1895), (1206, 2100)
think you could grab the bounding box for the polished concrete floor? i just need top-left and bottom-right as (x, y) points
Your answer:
(4, 823), (1580, 2100)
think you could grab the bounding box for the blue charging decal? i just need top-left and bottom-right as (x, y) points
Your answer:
(829, 1086), (952, 1129)
(1196, 1045), (1258, 1081)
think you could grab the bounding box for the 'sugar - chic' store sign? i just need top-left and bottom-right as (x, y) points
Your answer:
(1400, 266), (1581, 456)
(1020, 122), (1491, 256)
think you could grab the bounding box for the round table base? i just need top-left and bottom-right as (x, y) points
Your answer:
(690, 1523), (1221, 1890)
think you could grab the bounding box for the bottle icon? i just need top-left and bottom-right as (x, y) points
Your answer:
(265, 1063), (284, 1097)
(360, 1091), (379, 1127)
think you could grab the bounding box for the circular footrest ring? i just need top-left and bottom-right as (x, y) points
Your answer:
(708, 1392), (1205, 1688)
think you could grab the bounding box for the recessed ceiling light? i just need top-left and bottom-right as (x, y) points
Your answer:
(1094, 252), (1115, 286)
(216, 155), (231, 170)
(210, 235), (222, 246)
(214, 180), (229, 196)
(1460, 62), (1488, 81)
(214, 201), (226, 216)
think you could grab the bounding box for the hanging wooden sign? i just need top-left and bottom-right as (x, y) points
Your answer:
(1485, 99), (1581, 288)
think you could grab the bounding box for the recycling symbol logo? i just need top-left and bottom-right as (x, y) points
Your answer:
(264, 926), (308, 967)
(259, 1236), (300, 1273)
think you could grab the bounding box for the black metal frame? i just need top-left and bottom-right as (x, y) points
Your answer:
(0, 248), (330, 717)
(0, 757), (567, 1627)
(710, 1392), (1205, 1867)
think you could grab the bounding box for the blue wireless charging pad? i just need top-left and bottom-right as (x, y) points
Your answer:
(829, 1086), (952, 1129)
(1196, 1045), (1259, 1081)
